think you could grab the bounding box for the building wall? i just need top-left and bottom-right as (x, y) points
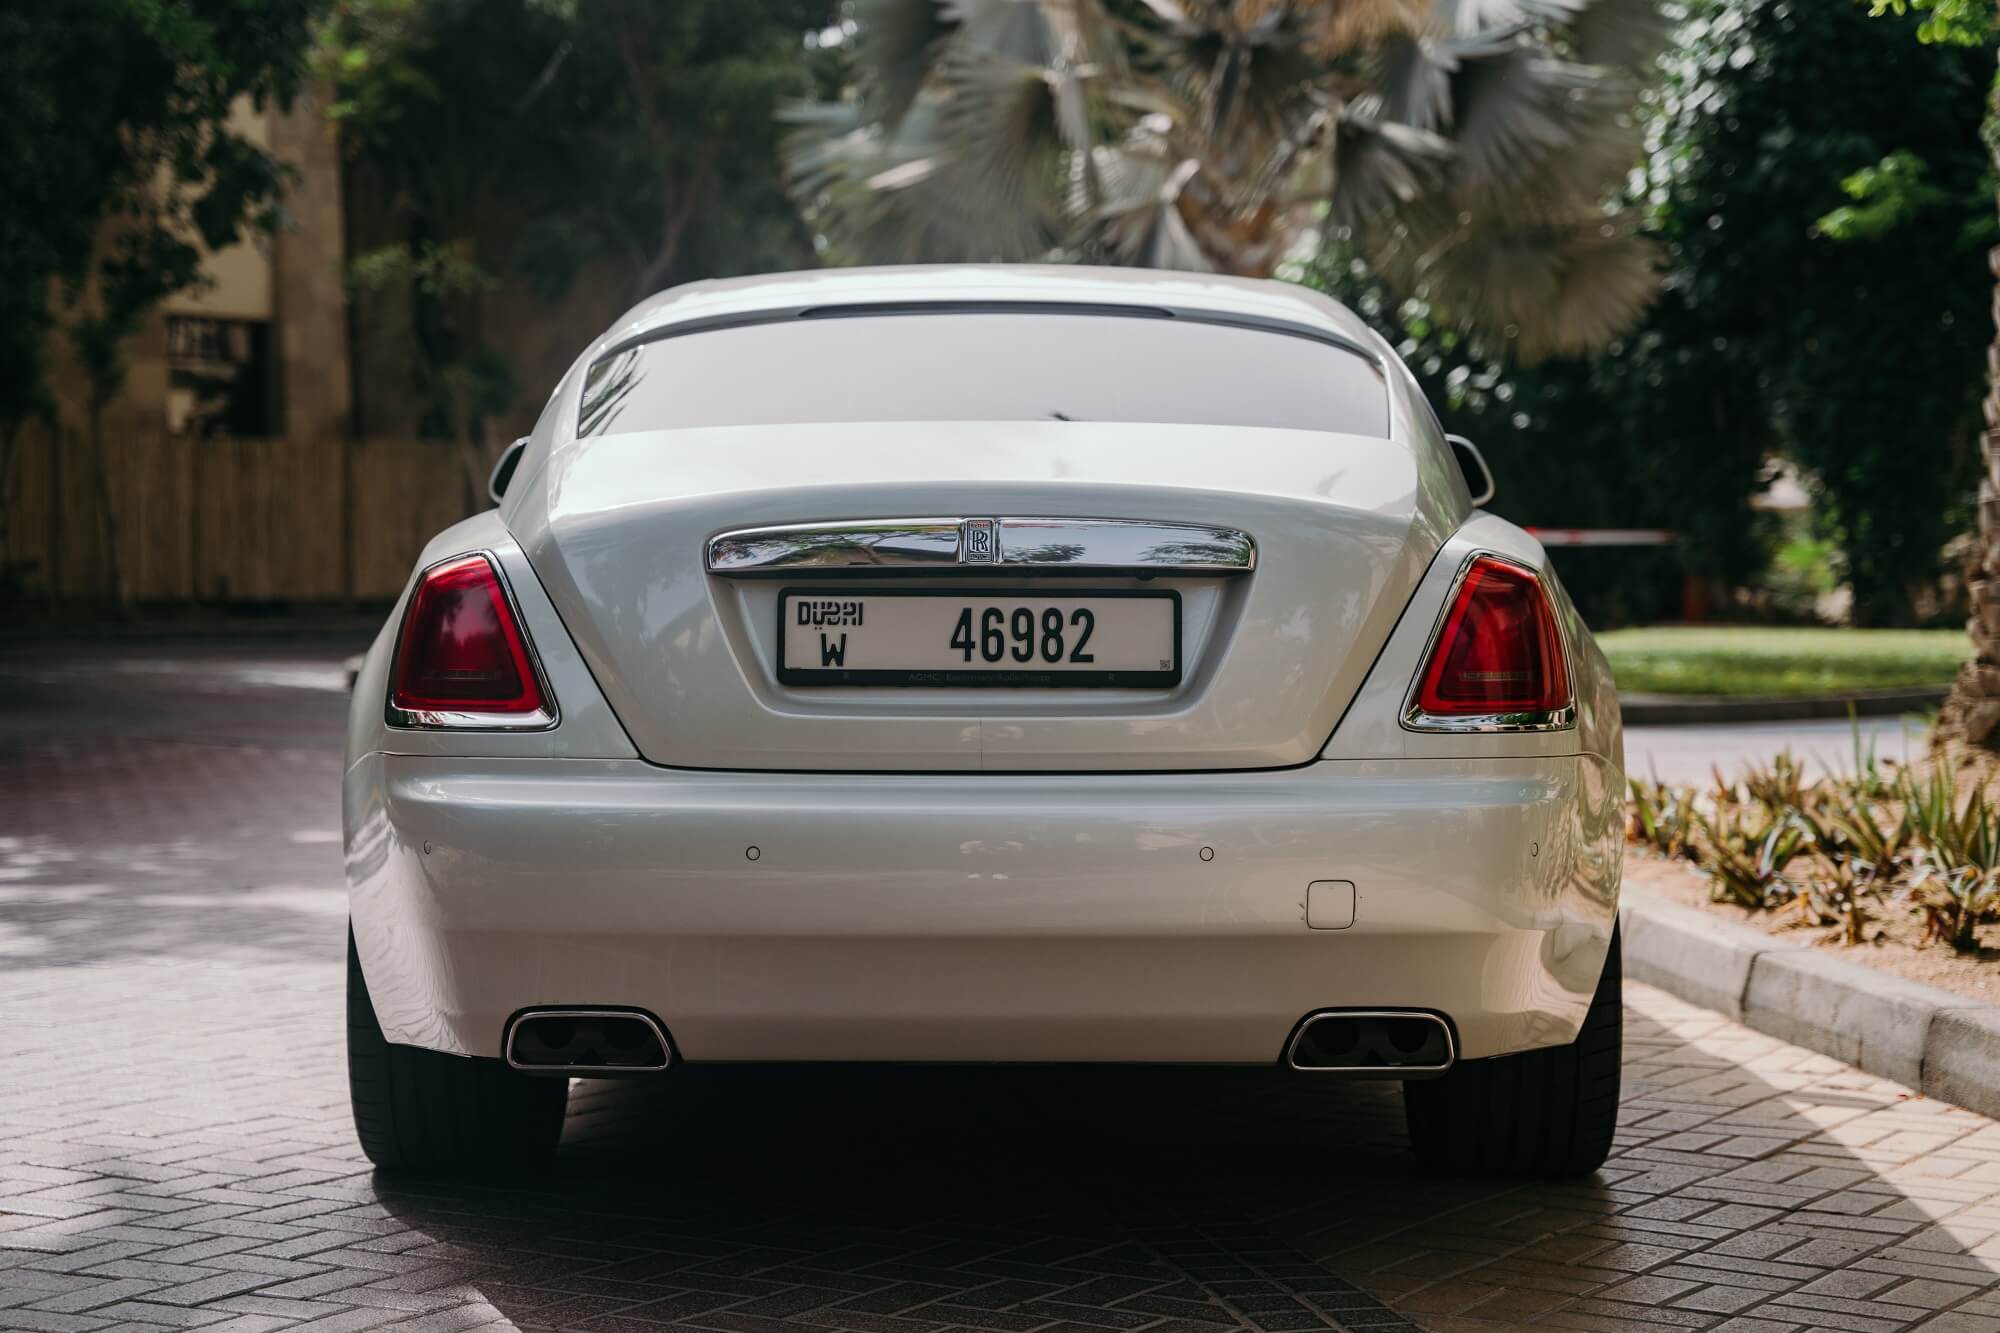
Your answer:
(40, 90), (351, 449)
(269, 85), (352, 444)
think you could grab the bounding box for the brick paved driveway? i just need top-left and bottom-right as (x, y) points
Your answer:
(5, 634), (2000, 1333)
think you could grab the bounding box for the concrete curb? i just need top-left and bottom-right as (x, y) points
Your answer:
(1621, 685), (1947, 726)
(1620, 890), (2000, 1119)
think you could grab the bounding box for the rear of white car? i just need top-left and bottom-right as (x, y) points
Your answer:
(343, 265), (1625, 1177)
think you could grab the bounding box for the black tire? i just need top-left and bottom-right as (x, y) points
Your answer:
(1403, 926), (1622, 1177)
(346, 929), (568, 1172)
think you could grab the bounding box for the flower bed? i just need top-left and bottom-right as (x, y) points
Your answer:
(1627, 741), (2000, 990)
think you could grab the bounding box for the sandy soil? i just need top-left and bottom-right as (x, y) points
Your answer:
(1624, 849), (2000, 1005)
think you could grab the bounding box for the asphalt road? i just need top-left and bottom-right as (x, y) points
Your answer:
(3, 633), (1999, 1333)
(1626, 713), (1934, 787)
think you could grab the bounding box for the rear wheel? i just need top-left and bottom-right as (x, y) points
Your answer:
(346, 929), (568, 1172)
(1403, 927), (1622, 1177)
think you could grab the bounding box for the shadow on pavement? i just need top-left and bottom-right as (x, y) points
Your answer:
(367, 1006), (2000, 1332)
(373, 1065), (1433, 1332)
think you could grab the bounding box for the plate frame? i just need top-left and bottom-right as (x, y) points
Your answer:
(777, 586), (1183, 688)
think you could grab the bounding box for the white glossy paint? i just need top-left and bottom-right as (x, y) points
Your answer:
(1319, 510), (1622, 768)
(497, 266), (1469, 772)
(343, 266), (1624, 1069)
(516, 419), (1457, 770)
(345, 754), (1620, 1064)
(345, 511), (636, 764)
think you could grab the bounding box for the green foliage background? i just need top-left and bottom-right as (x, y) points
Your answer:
(0, 0), (324, 438)
(1312, 0), (1993, 628)
(1, 0), (1994, 626)
(322, 0), (836, 442)
(1723, 0), (1989, 626)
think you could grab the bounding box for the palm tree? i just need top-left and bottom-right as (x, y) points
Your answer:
(1964, 26), (2000, 746)
(784, 0), (1667, 361)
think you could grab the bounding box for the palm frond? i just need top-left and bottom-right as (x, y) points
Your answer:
(929, 7), (1074, 210)
(1119, 1), (1325, 154)
(1450, 48), (1603, 187)
(941, 0), (1065, 65)
(1085, 146), (1213, 269)
(1297, 0), (1429, 55)
(1477, 93), (1644, 223)
(1402, 213), (1660, 360)
(1541, 221), (1664, 354)
(1323, 102), (1455, 228)
(1564, 0), (1672, 74)
(1434, 0), (1591, 37)
(1374, 30), (1455, 132)
(1129, 0), (1193, 25)
(783, 96), (1057, 262)
(783, 0), (1668, 356)
(854, 0), (954, 129)
(1432, 0), (1536, 38)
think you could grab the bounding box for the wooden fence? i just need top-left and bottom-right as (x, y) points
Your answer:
(0, 432), (483, 604)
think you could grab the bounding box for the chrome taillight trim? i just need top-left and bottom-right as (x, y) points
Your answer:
(1402, 699), (1578, 735)
(388, 702), (558, 730)
(705, 517), (1256, 577)
(1399, 550), (1577, 735)
(383, 550), (560, 732)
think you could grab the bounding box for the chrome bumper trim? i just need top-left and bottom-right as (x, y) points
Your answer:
(705, 517), (1256, 577)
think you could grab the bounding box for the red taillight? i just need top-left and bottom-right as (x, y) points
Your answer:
(388, 554), (547, 722)
(1411, 555), (1571, 720)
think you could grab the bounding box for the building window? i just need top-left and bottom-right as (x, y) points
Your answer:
(167, 315), (275, 437)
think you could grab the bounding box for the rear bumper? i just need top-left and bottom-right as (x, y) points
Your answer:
(344, 754), (1622, 1064)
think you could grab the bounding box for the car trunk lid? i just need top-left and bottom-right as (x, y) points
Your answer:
(515, 419), (1453, 771)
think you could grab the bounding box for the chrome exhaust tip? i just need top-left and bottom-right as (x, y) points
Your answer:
(1285, 1010), (1455, 1075)
(505, 1008), (671, 1074)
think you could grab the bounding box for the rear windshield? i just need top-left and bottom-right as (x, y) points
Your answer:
(578, 310), (1388, 438)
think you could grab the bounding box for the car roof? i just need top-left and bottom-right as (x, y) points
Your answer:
(597, 264), (1382, 357)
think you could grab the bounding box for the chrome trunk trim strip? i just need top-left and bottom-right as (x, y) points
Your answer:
(706, 517), (1256, 577)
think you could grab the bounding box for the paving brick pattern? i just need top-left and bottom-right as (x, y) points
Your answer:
(4, 637), (2000, 1332)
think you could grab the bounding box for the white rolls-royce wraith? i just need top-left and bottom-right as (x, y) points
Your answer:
(343, 265), (1625, 1176)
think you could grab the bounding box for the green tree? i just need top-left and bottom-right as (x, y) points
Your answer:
(320, 0), (559, 490)
(558, 0), (842, 303)
(1672, 0), (1990, 627)
(1305, 252), (1769, 628)
(1868, 0), (2000, 739)
(1869, 0), (1988, 44)
(321, 0), (833, 476)
(1313, 0), (1991, 629)
(786, 0), (1669, 361)
(0, 0), (323, 598)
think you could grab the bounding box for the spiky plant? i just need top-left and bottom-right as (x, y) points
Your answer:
(784, 0), (1668, 359)
(1696, 803), (1810, 911)
(1627, 774), (1698, 859)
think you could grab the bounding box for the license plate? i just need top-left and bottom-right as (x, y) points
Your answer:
(778, 589), (1181, 687)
